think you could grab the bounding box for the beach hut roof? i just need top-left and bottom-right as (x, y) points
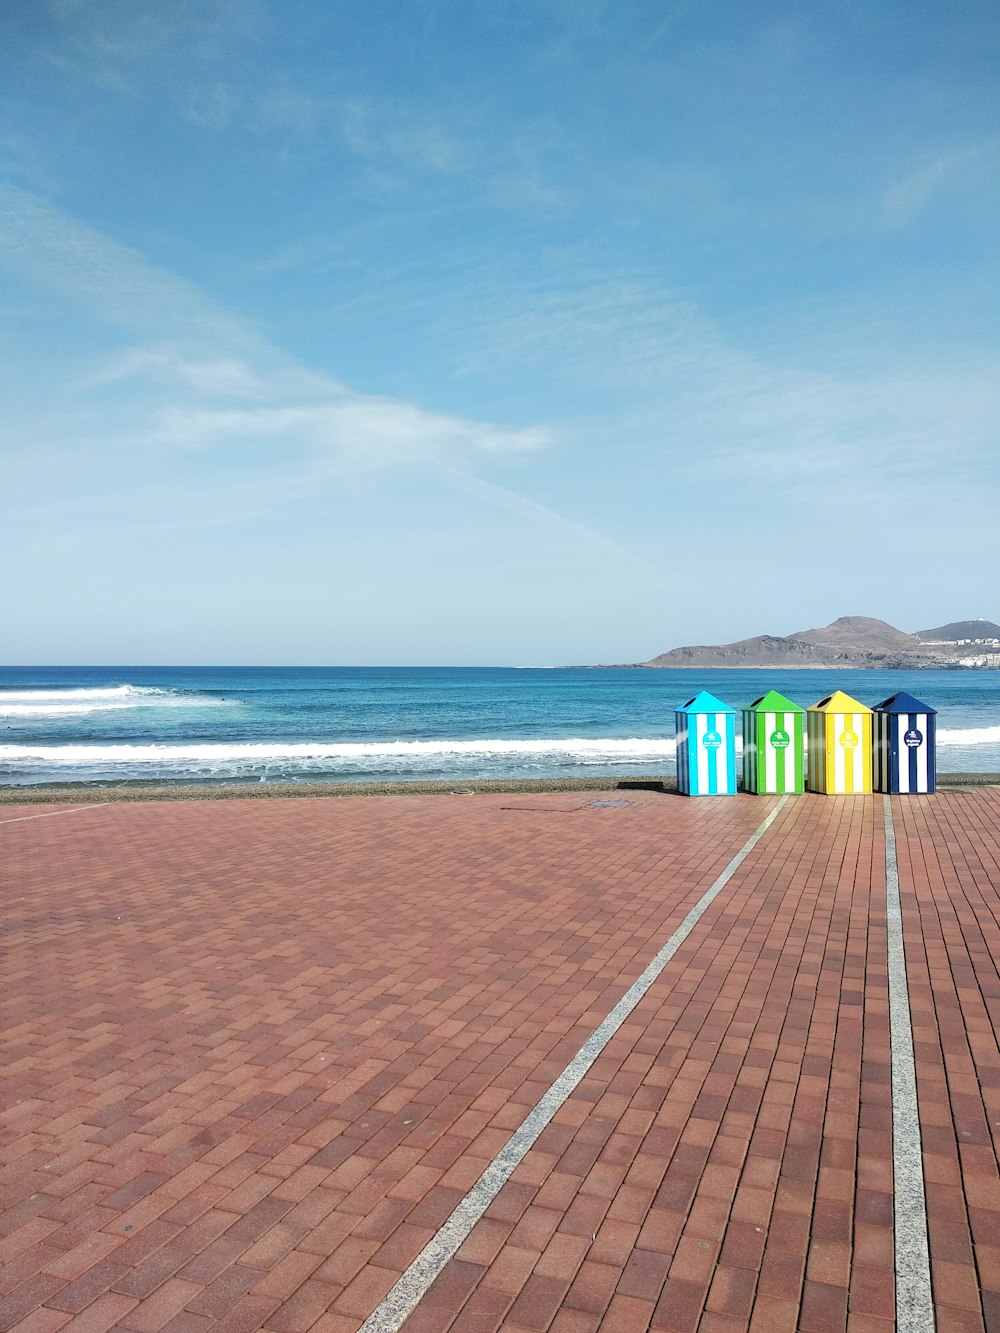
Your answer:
(745, 689), (804, 714)
(808, 689), (872, 715)
(873, 690), (937, 715)
(676, 690), (736, 715)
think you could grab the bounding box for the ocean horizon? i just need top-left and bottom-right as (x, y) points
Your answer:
(2, 664), (999, 787)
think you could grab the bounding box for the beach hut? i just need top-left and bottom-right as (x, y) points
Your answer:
(806, 690), (873, 794)
(873, 691), (937, 794)
(742, 690), (805, 794)
(675, 691), (737, 796)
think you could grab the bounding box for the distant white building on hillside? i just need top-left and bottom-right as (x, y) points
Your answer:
(956, 652), (1000, 667)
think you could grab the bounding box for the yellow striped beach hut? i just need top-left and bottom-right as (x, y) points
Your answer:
(806, 690), (873, 794)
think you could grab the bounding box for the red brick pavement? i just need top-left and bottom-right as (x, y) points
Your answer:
(1, 789), (998, 1331)
(892, 791), (1000, 1333)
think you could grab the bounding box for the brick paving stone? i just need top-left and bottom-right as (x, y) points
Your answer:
(505, 1272), (572, 1329)
(564, 1260), (620, 1317)
(158, 1314), (214, 1333)
(303, 1315), (359, 1333)
(183, 1263), (261, 1318)
(328, 1262), (397, 1319)
(115, 1277), (204, 1332)
(0, 1246), (64, 1297)
(0, 1274), (68, 1328)
(209, 1296), (281, 1333)
(259, 1277), (338, 1332)
(445, 1283), (514, 1332)
(5, 789), (1000, 1330)
(651, 1274), (708, 1330)
(548, 1312), (598, 1333)
(57, 1291), (138, 1332)
(5, 1311), (73, 1333)
(43, 1259), (131, 1316)
(400, 1257), (486, 1325)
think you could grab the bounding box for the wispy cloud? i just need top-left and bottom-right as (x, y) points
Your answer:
(85, 345), (265, 398)
(41, 0), (267, 94)
(448, 471), (656, 571)
(412, 264), (1000, 546)
(179, 72), (570, 215)
(2, 188), (645, 561)
(0, 185), (260, 351)
(176, 82), (474, 183)
(333, 97), (468, 176)
(76, 328), (553, 474)
(142, 392), (553, 472)
(883, 142), (998, 226)
(13, 5), (574, 222)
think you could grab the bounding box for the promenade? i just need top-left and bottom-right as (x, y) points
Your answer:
(3, 788), (999, 1332)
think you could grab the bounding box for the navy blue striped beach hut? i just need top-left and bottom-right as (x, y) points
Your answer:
(873, 691), (937, 794)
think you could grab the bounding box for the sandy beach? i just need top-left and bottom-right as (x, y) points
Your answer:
(4, 787), (1000, 1330)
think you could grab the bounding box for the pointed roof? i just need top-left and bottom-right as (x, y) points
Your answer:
(873, 690), (937, 715)
(808, 689), (872, 715)
(744, 689), (804, 714)
(675, 689), (736, 715)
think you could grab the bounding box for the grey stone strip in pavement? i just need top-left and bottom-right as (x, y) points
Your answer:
(884, 794), (935, 1331)
(359, 795), (790, 1332)
(0, 802), (111, 825)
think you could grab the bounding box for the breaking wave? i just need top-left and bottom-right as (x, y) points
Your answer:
(0, 737), (678, 763)
(0, 737), (678, 784)
(0, 685), (235, 718)
(937, 725), (1000, 746)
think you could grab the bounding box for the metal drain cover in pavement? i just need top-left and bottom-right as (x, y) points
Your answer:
(589, 799), (630, 808)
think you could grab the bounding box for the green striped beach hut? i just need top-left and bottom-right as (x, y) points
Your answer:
(742, 690), (805, 794)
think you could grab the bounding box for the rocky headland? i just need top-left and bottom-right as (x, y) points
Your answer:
(637, 616), (1000, 670)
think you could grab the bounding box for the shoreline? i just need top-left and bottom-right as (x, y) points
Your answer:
(591, 663), (1000, 671)
(1, 771), (998, 804)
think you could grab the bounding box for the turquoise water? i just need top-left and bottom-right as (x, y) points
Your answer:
(0, 665), (997, 786)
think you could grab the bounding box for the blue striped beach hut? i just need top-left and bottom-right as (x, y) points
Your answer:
(675, 691), (737, 796)
(873, 691), (937, 794)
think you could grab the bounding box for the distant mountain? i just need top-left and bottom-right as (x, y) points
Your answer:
(790, 616), (922, 654)
(645, 633), (850, 669)
(642, 616), (1000, 669)
(914, 619), (1000, 642)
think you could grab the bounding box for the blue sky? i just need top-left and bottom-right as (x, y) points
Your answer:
(2, 0), (998, 665)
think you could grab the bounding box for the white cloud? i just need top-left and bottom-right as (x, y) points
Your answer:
(85, 345), (265, 398)
(883, 143), (998, 226)
(413, 264), (999, 550)
(0, 186), (605, 564)
(145, 393), (553, 471)
(334, 98), (467, 175)
(42, 0), (267, 94)
(0, 185), (260, 351)
(449, 472), (655, 571)
(184, 81), (239, 131)
(177, 69), (570, 218)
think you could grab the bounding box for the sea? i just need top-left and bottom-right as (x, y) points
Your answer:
(1, 665), (998, 788)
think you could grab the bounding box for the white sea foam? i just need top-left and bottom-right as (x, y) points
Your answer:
(0, 737), (678, 764)
(0, 684), (235, 718)
(0, 704), (151, 717)
(937, 725), (1000, 746)
(0, 685), (165, 702)
(2, 725), (998, 767)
